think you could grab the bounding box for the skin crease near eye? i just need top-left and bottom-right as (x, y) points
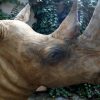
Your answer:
(42, 45), (70, 65)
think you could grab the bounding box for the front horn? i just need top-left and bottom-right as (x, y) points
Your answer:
(50, 0), (79, 40)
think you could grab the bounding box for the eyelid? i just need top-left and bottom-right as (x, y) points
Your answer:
(42, 46), (67, 65)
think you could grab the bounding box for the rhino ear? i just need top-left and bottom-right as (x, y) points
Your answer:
(14, 4), (30, 23)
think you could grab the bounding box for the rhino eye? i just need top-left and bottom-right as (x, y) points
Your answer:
(43, 47), (67, 65)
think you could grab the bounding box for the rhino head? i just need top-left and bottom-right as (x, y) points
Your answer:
(0, 0), (100, 100)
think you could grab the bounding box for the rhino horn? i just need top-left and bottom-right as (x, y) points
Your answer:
(50, 0), (79, 40)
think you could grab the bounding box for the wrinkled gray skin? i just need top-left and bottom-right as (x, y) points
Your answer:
(0, 0), (100, 100)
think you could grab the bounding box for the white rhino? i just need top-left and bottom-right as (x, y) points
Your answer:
(0, 0), (100, 100)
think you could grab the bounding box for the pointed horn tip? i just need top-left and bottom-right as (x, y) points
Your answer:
(26, 3), (31, 9)
(71, 0), (78, 11)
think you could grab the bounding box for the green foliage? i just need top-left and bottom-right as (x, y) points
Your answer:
(0, 0), (17, 3)
(32, 0), (59, 34)
(48, 84), (100, 99)
(49, 88), (71, 98)
(0, 0), (10, 3)
(0, 9), (10, 19)
(73, 84), (100, 98)
(0, 0), (19, 20)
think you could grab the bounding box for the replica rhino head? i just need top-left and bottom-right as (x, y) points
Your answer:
(0, 0), (100, 100)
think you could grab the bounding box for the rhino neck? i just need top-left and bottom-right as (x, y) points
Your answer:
(0, 53), (34, 100)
